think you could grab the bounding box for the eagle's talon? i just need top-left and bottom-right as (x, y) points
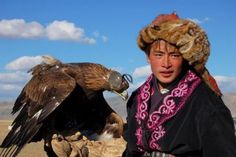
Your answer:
(52, 133), (64, 141)
(80, 146), (89, 157)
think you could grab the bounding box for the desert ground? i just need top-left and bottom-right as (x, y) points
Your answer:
(0, 97), (127, 157)
(0, 120), (47, 157)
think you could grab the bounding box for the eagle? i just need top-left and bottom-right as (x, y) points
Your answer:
(0, 56), (132, 157)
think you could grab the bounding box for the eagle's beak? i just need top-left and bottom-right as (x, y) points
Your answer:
(113, 90), (128, 101)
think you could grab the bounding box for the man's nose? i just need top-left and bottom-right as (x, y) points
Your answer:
(162, 55), (171, 68)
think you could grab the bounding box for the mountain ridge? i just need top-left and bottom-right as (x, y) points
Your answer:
(0, 93), (235, 120)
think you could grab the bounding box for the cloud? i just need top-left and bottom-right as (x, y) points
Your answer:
(93, 31), (100, 37)
(0, 72), (31, 101)
(1, 58), (236, 101)
(0, 55), (42, 100)
(101, 35), (108, 42)
(0, 19), (44, 39)
(5, 56), (43, 71)
(132, 65), (151, 78)
(92, 31), (108, 43)
(128, 80), (145, 91)
(0, 83), (23, 91)
(46, 20), (95, 44)
(187, 17), (209, 24)
(0, 82), (24, 101)
(110, 66), (123, 73)
(0, 19), (96, 44)
(131, 65), (236, 93)
(0, 71), (31, 83)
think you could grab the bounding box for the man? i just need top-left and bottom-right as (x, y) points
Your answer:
(122, 13), (236, 157)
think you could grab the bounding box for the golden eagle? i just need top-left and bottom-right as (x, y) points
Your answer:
(0, 56), (132, 157)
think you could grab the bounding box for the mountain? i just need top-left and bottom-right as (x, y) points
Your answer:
(0, 97), (127, 120)
(107, 93), (236, 118)
(0, 93), (236, 120)
(222, 93), (236, 117)
(0, 102), (14, 120)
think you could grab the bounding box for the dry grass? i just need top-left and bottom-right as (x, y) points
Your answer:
(0, 120), (47, 157)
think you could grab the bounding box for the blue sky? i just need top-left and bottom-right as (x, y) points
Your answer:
(0, 0), (236, 100)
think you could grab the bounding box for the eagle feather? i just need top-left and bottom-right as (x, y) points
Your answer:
(0, 56), (130, 157)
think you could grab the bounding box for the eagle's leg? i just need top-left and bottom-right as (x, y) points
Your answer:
(50, 134), (72, 157)
(100, 112), (124, 139)
(43, 115), (64, 156)
(44, 143), (58, 157)
(50, 132), (89, 157)
(70, 144), (89, 157)
(44, 133), (61, 157)
(44, 131), (59, 156)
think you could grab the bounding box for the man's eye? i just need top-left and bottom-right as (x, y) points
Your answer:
(171, 54), (181, 58)
(154, 53), (163, 57)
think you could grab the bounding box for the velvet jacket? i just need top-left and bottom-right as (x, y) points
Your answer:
(123, 70), (236, 157)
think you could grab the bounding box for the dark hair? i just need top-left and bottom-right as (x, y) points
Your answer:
(144, 39), (179, 56)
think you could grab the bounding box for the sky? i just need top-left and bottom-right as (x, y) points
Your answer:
(0, 0), (236, 101)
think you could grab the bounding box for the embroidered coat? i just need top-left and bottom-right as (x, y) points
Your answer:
(123, 70), (236, 157)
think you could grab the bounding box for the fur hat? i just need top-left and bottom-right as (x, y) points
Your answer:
(137, 13), (222, 96)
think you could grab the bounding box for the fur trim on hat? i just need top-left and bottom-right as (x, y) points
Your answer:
(137, 19), (210, 72)
(137, 18), (222, 96)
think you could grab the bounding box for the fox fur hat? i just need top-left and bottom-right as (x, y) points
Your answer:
(137, 12), (222, 96)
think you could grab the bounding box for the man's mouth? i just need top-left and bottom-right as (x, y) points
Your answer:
(160, 71), (173, 77)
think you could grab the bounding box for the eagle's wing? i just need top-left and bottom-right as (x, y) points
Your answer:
(0, 67), (76, 157)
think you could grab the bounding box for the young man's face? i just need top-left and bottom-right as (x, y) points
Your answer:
(147, 40), (184, 89)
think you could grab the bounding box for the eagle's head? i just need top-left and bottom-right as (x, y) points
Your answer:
(107, 70), (132, 100)
(83, 64), (132, 100)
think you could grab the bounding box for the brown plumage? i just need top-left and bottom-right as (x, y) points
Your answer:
(0, 56), (131, 157)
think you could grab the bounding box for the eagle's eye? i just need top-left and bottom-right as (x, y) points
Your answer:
(109, 72), (122, 90)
